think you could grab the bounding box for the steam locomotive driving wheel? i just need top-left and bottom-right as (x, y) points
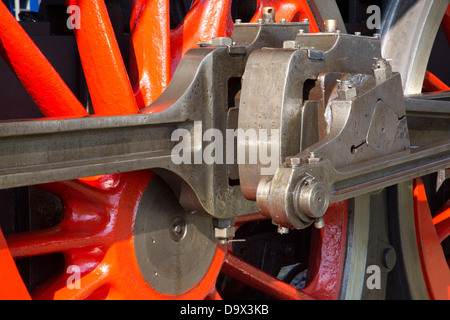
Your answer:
(0, 0), (448, 300)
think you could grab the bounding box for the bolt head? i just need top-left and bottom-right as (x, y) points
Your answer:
(277, 225), (290, 234)
(286, 157), (302, 167)
(324, 19), (337, 33)
(314, 217), (325, 229)
(373, 59), (392, 81)
(337, 79), (358, 100)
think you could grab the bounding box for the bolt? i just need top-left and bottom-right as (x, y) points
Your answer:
(215, 224), (235, 244)
(169, 217), (186, 242)
(286, 157), (303, 167)
(306, 152), (321, 165)
(314, 217), (325, 229)
(373, 33), (381, 39)
(218, 239), (229, 245)
(262, 7), (275, 23)
(257, 18), (264, 24)
(337, 79), (358, 100)
(372, 58), (392, 82)
(235, 19), (242, 24)
(277, 225), (290, 235)
(172, 224), (182, 234)
(354, 31), (361, 36)
(280, 18), (287, 23)
(302, 18), (309, 24)
(324, 19), (337, 33)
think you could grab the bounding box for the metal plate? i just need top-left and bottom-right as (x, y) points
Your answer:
(134, 176), (217, 295)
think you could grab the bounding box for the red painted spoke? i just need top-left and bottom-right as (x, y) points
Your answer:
(414, 179), (450, 300)
(65, 0), (138, 116)
(423, 70), (450, 92)
(6, 224), (105, 258)
(222, 252), (315, 300)
(40, 180), (113, 206)
(0, 2), (87, 117)
(434, 201), (450, 243)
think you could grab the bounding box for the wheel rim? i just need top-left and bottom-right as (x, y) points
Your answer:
(380, 0), (450, 299)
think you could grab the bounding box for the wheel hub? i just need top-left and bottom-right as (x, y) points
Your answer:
(134, 176), (217, 295)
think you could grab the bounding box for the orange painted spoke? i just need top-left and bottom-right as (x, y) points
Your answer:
(433, 201), (450, 225)
(170, 0), (234, 72)
(222, 252), (315, 300)
(423, 70), (450, 92)
(33, 254), (110, 300)
(66, 0), (138, 115)
(0, 229), (30, 299)
(130, 0), (171, 109)
(434, 202), (450, 243)
(0, 2), (87, 117)
(414, 179), (450, 300)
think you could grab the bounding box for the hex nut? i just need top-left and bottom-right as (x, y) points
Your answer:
(214, 226), (235, 239)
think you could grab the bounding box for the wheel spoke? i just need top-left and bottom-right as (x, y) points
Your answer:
(0, 2), (87, 117)
(170, 0), (234, 74)
(65, 0), (138, 115)
(130, 0), (171, 109)
(434, 201), (450, 242)
(6, 224), (105, 258)
(414, 179), (450, 300)
(32, 247), (109, 300)
(0, 229), (30, 299)
(423, 70), (450, 92)
(222, 252), (315, 300)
